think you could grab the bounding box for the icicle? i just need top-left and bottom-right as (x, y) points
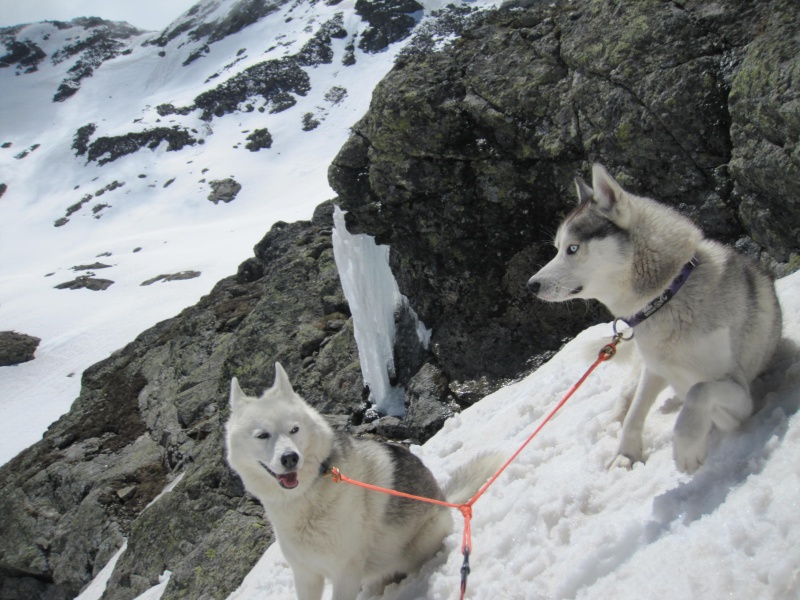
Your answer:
(332, 206), (429, 417)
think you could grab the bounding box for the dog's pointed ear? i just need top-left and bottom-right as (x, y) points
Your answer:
(230, 377), (248, 409)
(591, 164), (630, 227)
(574, 175), (594, 205)
(273, 362), (295, 395)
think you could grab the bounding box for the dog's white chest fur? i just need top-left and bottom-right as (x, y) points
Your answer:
(635, 326), (733, 397)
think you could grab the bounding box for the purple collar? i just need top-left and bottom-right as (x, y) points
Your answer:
(616, 256), (699, 332)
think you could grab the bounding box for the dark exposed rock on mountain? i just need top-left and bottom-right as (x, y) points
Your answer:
(244, 128), (273, 151)
(13, 144), (40, 160)
(72, 123), (97, 156)
(72, 262), (112, 271)
(728, 7), (800, 262)
(141, 271), (201, 286)
(0, 38), (46, 73)
(302, 112), (321, 131)
(146, 0), (289, 51)
(330, 0), (800, 398)
(0, 331), (41, 366)
(1, 17), (143, 105)
(84, 127), (198, 165)
(194, 58), (311, 120)
(71, 0), (424, 164)
(54, 276), (114, 291)
(355, 0), (424, 53)
(0, 202), (363, 600)
(296, 13), (348, 67)
(207, 178), (242, 204)
(51, 19), (144, 102)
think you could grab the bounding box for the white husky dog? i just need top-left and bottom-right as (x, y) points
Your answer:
(226, 363), (500, 600)
(528, 164), (782, 473)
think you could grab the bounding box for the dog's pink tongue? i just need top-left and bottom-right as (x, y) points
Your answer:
(279, 472), (299, 489)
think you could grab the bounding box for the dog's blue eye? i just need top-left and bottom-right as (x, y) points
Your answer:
(290, 426), (299, 434)
(255, 431), (271, 439)
(566, 244), (580, 255)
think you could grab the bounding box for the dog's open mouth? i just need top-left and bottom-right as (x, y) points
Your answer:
(259, 461), (299, 489)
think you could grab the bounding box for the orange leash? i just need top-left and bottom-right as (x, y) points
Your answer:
(330, 336), (622, 599)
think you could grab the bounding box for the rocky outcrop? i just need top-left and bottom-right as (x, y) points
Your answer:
(295, 13), (348, 67)
(71, 123), (97, 156)
(54, 276), (114, 291)
(2, 18), (141, 101)
(355, 0), (423, 53)
(0, 202), (364, 600)
(140, 271), (201, 286)
(193, 58), (311, 120)
(146, 0), (289, 51)
(84, 128), (198, 166)
(244, 128), (273, 151)
(0, 38), (46, 73)
(207, 178), (242, 204)
(330, 0), (800, 398)
(51, 19), (143, 102)
(0, 332), (41, 366)
(728, 5), (800, 262)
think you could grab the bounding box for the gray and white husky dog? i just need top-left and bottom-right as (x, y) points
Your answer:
(528, 164), (782, 473)
(226, 363), (500, 600)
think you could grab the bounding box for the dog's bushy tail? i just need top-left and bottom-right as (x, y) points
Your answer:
(443, 452), (506, 505)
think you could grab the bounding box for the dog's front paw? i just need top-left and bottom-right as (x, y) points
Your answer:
(607, 453), (635, 470)
(608, 434), (643, 470)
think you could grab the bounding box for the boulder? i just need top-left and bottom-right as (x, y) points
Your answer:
(330, 0), (799, 399)
(207, 178), (242, 204)
(54, 276), (114, 291)
(0, 331), (41, 366)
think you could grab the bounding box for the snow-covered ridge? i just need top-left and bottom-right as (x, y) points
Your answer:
(0, 0), (502, 465)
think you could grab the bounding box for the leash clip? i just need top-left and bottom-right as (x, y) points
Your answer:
(612, 318), (634, 342)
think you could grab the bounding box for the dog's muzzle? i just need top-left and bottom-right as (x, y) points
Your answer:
(259, 458), (299, 490)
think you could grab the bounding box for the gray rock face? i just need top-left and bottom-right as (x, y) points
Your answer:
(84, 128), (198, 166)
(207, 178), (242, 204)
(0, 203), (363, 600)
(0, 331), (41, 366)
(330, 0), (800, 398)
(54, 276), (114, 291)
(355, 0), (424, 53)
(728, 2), (800, 262)
(1, 18), (143, 99)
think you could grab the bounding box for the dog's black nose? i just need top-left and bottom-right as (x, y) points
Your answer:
(528, 280), (541, 294)
(281, 452), (299, 470)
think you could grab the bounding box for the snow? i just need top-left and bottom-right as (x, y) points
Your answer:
(333, 206), (413, 416)
(223, 271), (800, 600)
(1, 0), (499, 465)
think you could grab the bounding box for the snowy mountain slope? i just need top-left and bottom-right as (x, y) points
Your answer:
(0, 0), (500, 465)
(221, 270), (800, 600)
